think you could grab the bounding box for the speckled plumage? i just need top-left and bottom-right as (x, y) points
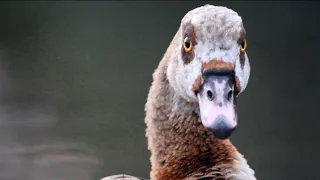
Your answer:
(145, 35), (255, 180)
(102, 4), (256, 180)
(167, 5), (250, 102)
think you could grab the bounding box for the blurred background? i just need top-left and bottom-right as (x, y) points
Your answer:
(0, 1), (319, 180)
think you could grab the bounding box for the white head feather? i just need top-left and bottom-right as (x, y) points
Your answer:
(167, 5), (251, 102)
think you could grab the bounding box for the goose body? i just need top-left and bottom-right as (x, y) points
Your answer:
(103, 4), (256, 180)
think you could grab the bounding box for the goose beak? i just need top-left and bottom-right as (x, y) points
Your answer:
(196, 69), (237, 140)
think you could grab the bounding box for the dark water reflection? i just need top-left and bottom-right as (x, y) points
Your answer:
(0, 55), (100, 180)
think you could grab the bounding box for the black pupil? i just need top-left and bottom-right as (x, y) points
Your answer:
(241, 41), (245, 48)
(185, 38), (190, 48)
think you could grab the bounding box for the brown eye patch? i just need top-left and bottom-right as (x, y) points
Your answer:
(181, 22), (197, 64)
(239, 50), (245, 69)
(238, 29), (246, 69)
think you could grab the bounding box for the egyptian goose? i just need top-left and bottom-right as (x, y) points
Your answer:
(103, 4), (256, 180)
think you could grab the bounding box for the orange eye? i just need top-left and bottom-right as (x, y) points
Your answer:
(240, 39), (247, 52)
(183, 37), (193, 52)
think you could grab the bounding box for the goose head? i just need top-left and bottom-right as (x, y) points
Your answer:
(167, 5), (250, 140)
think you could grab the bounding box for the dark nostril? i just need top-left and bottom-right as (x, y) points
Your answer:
(227, 90), (233, 101)
(207, 90), (213, 101)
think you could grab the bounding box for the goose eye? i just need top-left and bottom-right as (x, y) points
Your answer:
(183, 37), (193, 52)
(240, 39), (247, 52)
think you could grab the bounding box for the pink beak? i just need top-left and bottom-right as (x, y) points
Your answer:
(197, 69), (238, 140)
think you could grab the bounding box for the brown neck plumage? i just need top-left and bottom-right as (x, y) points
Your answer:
(144, 59), (237, 180)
